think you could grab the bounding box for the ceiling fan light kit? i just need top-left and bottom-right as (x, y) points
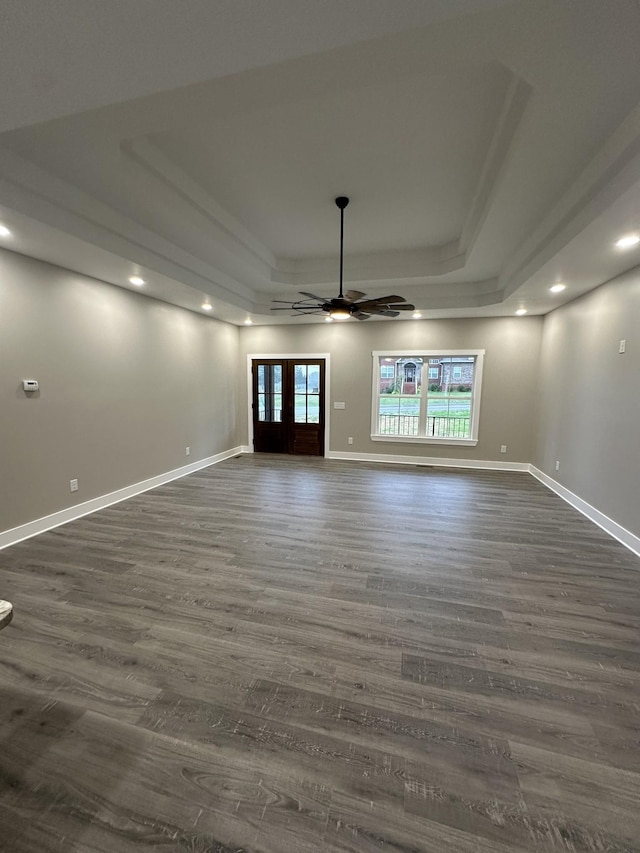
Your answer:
(271, 197), (415, 321)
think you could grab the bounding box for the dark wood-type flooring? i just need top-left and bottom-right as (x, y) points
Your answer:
(1, 455), (640, 852)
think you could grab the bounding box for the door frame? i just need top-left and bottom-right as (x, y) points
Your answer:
(246, 353), (331, 456)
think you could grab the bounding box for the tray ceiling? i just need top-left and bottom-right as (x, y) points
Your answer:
(1, 0), (640, 324)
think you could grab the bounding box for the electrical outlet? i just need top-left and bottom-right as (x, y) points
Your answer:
(185, 446), (190, 456)
(70, 478), (78, 492)
(348, 437), (353, 445)
(500, 445), (507, 453)
(555, 461), (560, 471)
(619, 339), (626, 353)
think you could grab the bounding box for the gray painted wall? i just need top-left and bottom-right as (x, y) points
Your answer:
(4, 240), (637, 547)
(0, 249), (241, 533)
(239, 316), (543, 463)
(534, 267), (640, 539)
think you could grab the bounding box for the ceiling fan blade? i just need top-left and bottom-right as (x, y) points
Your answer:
(351, 299), (404, 310)
(344, 289), (366, 301)
(360, 300), (414, 309)
(378, 295), (406, 303)
(371, 295), (413, 305)
(365, 306), (400, 316)
(271, 304), (325, 311)
(299, 291), (328, 301)
(352, 311), (370, 320)
(348, 300), (382, 310)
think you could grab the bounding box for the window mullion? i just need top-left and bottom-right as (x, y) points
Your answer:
(418, 363), (428, 435)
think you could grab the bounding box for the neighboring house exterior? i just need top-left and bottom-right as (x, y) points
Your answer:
(380, 357), (474, 393)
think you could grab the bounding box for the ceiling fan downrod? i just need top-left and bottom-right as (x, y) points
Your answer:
(335, 196), (349, 300)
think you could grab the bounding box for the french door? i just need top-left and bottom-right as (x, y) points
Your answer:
(252, 359), (325, 455)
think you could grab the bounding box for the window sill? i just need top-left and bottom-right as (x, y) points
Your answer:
(371, 434), (478, 447)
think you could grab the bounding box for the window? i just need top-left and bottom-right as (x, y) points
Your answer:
(371, 350), (484, 445)
(380, 364), (395, 380)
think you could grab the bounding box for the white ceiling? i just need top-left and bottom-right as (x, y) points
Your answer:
(1, 0), (640, 325)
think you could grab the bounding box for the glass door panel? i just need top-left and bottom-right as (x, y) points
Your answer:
(294, 363), (321, 423)
(257, 363), (282, 422)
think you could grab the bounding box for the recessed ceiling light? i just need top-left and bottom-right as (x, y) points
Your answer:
(201, 302), (212, 311)
(515, 308), (527, 316)
(0, 224), (11, 237)
(129, 276), (145, 286)
(549, 283), (566, 293)
(244, 318), (253, 325)
(412, 312), (422, 319)
(615, 234), (640, 249)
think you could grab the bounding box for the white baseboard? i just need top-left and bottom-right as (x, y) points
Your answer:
(4, 450), (638, 560)
(0, 446), (245, 551)
(529, 466), (640, 558)
(326, 449), (529, 471)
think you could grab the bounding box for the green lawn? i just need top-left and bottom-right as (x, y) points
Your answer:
(379, 393), (471, 419)
(425, 390), (472, 397)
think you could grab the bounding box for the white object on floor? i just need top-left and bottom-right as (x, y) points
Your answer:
(0, 599), (13, 630)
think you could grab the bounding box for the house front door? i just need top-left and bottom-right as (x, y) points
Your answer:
(251, 359), (325, 455)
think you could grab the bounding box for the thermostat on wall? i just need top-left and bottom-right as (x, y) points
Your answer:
(22, 379), (39, 392)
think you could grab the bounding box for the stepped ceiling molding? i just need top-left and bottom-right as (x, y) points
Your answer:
(1, 0), (640, 324)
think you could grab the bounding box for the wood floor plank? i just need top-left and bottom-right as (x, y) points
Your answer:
(1, 454), (639, 851)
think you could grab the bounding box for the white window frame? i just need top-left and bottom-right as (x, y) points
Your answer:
(370, 349), (485, 446)
(428, 367), (439, 379)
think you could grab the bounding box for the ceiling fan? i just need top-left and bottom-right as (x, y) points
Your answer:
(271, 196), (415, 320)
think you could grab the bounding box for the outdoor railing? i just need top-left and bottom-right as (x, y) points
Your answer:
(378, 414), (470, 438)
